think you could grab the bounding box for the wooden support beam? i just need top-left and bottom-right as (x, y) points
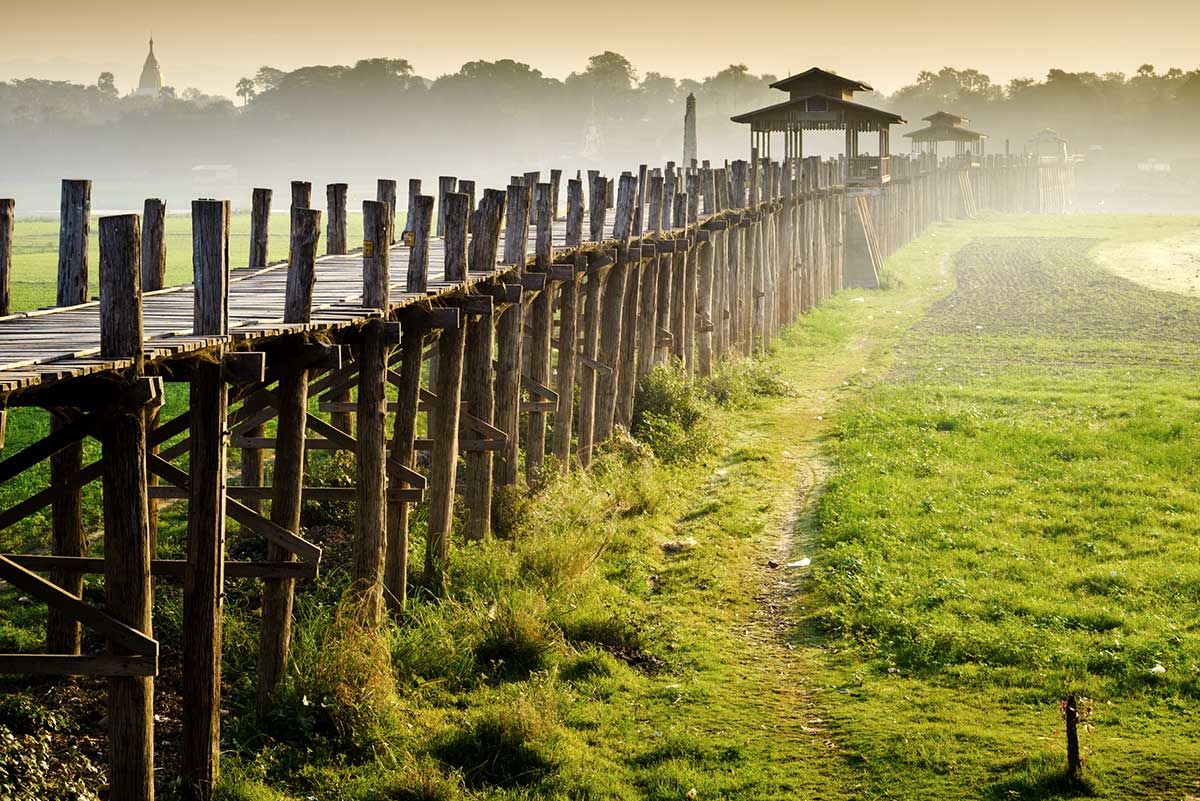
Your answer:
(469, 189), (506, 273)
(4, 554), (315, 581)
(552, 179), (583, 471)
(98, 211), (155, 801)
(48, 178), (90, 657)
(385, 322), (423, 610)
(462, 228), (501, 542)
(423, 310), (465, 594)
(257, 204), (321, 716)
(352, 200), (392, 624)
(637, 175), (664, 382)
(443, 192), (469, 282)
(494, 182), (529, 487)
(594, 174), (636, 444)
(526, 183), (555, 484)
(182, 199), (231, 801)
(407, 195), (433, 293)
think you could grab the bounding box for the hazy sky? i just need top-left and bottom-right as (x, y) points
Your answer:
(3, 0), (1197, 98)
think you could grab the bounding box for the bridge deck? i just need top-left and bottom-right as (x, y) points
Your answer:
(0, 210), (633, 396)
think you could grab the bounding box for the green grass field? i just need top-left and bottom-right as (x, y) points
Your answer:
(2, 212), (1199, 799)
(5, 211), (366, 312)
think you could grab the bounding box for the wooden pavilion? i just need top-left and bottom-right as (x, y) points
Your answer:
(904, 111), (987, 160)
(730, 67), (905, 187)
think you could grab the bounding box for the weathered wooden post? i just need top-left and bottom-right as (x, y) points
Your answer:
(458, 180), (477, 232)
(326, 183), (348, 255)
(403, 178), (421, 237)
(241, 190), (273, 515)
(461, 189), (505, 541)
(257, 206), (321, 711)
(377, 179), (398, 243)
(352, 200), (391, 624)
(636, 176), (662, 381)
(525, 183), (554, 482)
(48, 178), (89, 655)
(140, 199), (166, 557)
(494, 182), (530, 486)
(697, 229), (715, 377)
(443, 192), (469, 282)
(593, 175), (636, 443)
(669, 192), (688, 366)
(0, 198), (12, 316)
(98, 212), (154, 801)
(423, 306), (466, 593)
(407, 196), (434, 292)
(552, 180), (583, 469)
(614, 173), (642, 430)
(549, 169), (563, 219)
(576, 176), (608, 468)
(250, 188), (271, 270)
(385, 319), (422, 608)
(182, 199), (230, 801)
(437, 176), (458, 237)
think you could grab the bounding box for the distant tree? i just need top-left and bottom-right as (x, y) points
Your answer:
(254, 66), (285, 92)
(236, 77), (256, 106)
(160, 85), (177, 99)
(97, 72), (117, 97)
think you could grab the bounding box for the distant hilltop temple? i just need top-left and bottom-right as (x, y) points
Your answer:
(135, 37), (163, 97)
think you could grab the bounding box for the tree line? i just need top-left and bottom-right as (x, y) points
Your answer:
(1, 54), (1197, 207)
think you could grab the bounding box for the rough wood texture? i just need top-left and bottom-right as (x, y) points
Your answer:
(47, 181), (91, 656)
(183, 199), (230, 801)
(462, 296), (495, 540)
(404, 179), (421, 235)
(98, 212), (154, 801)
(352, 201), (391, 624)
(140, 199), (166, 294)
(443, 192), (469, 282)
(470, 189), (506, 272)
(250, 188), (271, 270)
(407, 195), (434, 292)
(242, 189), (270, 508)
(637, 175), (664, 380)
(552, 179), (583, 469)
(377, 179), (398, 242)
(494, 183), (529, 486)
(437, 176), (458, 238)
(593, 174), (637, 442)
(326, 183), (348, 255)
(0, 198), (12, 317)
(58, 180), (90, 308)
(525, 183), (554, 482)
(257, 207), (321, 713)
(588, 174), (607, 242)
(549, 169), (562, 219)
(385, 323), (423, 608)
(422, 315), (465, 593)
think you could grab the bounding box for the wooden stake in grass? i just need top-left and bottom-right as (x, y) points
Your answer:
(1064, 693), (1082, 780)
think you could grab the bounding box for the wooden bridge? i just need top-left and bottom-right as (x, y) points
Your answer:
(0, 152), (1073, 800)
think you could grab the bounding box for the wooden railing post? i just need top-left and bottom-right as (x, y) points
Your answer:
(48, 178), (89, 656)
(98, 212), (154, 801)
(249, 188), (271, 270)
(0, 198), (12, 316)
(437, 176), (458, 238)
(403, 178), (421, 236)
(443, 193), (469, 282)
(377, 179), (397, 243)
(182, 199), (231, 801)
(326, 183), (348, 255)
(352, 200), (391, 624)
(257, 206), (321, 713)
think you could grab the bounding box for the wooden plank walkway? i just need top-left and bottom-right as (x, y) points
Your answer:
(0, 211), (623, 395)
